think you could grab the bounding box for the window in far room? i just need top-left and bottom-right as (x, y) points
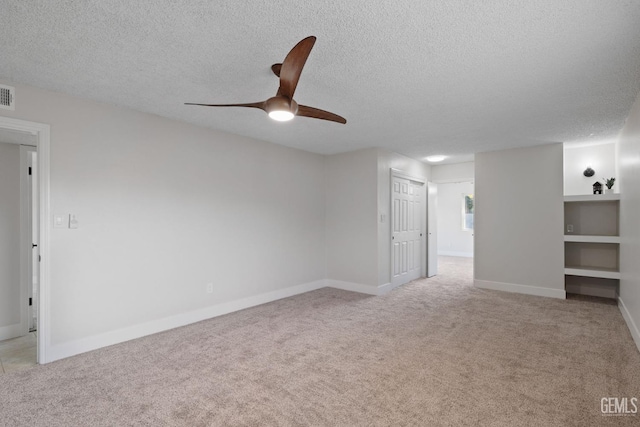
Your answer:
(462, 194), (474, 231)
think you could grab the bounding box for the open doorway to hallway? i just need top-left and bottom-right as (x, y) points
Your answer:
(0, 116), (50, 365)
(434, 180), (474, 263)
(0, 133), (38, 372)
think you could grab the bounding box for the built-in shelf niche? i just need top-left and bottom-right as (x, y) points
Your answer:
(564, 242), (619, 271)
(564, 200), (619, 236)
(563, 194), (620, 299)
(565, 275), (619, 299)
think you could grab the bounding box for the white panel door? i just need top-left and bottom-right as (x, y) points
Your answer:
(427, 182), (438, 277)
(391, 176), (424, 287)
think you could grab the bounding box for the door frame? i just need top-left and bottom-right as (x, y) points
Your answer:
(0, 116), (50, 364)
(427, 182), (438, 277)
(20, 145), (36, 336)
(389, 169), (426, 285)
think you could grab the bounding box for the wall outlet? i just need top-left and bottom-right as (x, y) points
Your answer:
(206, 283), (213, 294)
(567, 224), (573, 233)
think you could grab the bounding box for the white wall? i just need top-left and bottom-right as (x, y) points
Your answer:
(377, 149), (431, 287)
(325, 148), (378, 289)
(0, 81), (326, 359)
(435, 181), (474, 257)
(618, 91), (640, 351)
(0, 142), (21, 337)
(564, 142), (617, 195)
(474, 144), (565, 298)
(431, 162), (474, 183)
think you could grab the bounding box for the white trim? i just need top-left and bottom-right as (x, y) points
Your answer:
(376, 281), (400, 295)
(618, 296), (640, 353)
(474, 279), (566, 299)
(563, 235), (620, 243)
(564, 267), (620, 280)
(0, 323), (23, 341)
(390, 168), (426, 184)
(0, 116), (50, 364)
(19, 146), (30, 337)
(564, 194), (620, 202)
(46, 280), (326, 362)
(438, 251), (473, 258)
(431, 178), (474, 184)
(325, 279), (393, 295)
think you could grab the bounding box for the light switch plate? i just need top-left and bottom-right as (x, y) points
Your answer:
(69, 214), (78, 229)
(53, 214), (66, 228)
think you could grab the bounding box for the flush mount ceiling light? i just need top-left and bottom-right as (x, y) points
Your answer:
(425, 155), (447, 163)
(185, 36), (346, 124)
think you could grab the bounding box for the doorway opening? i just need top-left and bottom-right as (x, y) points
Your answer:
(0, 117), (50, 366)
(434, 180), (475, 264)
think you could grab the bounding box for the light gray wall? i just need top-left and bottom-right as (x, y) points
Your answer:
(377, 149), (431, 287)
(325, 148), (379, 287)
(564, 142), (617, 195)
(431, 161), (474, 183)
(1, 81), (326, 348)
(0, 142), (20, 330)
(618, 91), (640, 351)
(324, 148), (431, 290)
(474, 144), (565, 298)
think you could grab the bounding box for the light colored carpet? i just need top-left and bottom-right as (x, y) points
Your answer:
(1, 256), (639, 426)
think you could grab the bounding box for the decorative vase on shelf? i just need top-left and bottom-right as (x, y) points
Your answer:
(605, 188), (614, 194)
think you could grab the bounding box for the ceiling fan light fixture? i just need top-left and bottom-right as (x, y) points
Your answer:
(266, 96), (298, 122)
(268, 110), (295, 121)
(425, 155), (447, 162)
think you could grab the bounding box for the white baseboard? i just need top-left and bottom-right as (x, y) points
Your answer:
(474, 279), (566, 299)
(618, 296), (640, 353)
(325, 279), (379, 295)
(438, 251), (473, 258)
(44, 275), (442, 363)
(46, 280), (326, 363)
(0, 322), (23, 341)
(376, 282), (397, 295)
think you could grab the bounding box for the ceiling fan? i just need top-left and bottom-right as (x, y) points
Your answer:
(185, 36), (346, 124)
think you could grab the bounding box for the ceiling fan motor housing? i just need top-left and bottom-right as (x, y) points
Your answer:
(266, 96), (298, 115)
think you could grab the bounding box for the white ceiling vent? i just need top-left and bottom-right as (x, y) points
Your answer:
(0, 84), (15, 110)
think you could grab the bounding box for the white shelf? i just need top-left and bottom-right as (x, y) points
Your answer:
(563, 191), (621, 296)
(564, 194), (620, 202)
(564, 235), (620, 243)
(564, 267), (620, 280)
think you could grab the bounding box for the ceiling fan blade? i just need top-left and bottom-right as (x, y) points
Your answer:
(279, 36), (316, 99)
(184, 101), (266, 111)
(297, 105), (347, 124)
(271, 63), (282, 77)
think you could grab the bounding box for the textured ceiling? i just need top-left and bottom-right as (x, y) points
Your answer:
(2, 1), (640, 163)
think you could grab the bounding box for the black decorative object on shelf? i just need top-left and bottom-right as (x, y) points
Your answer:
(593, 181), (603, 194)
(583, 167), (595, 177)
